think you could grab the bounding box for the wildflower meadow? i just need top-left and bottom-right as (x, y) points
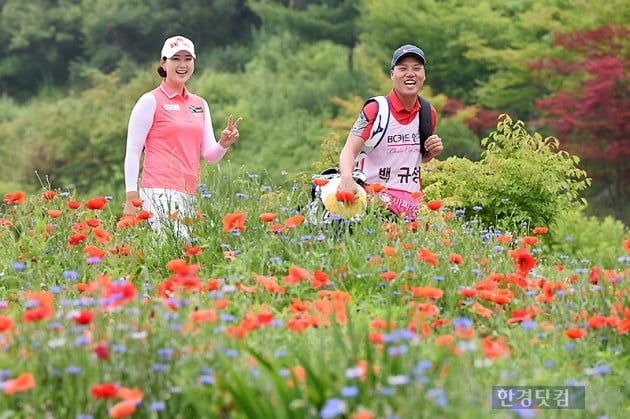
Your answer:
(0, 162), (628, 418)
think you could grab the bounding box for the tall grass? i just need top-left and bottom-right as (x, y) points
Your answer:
(0, 164), (628, 418)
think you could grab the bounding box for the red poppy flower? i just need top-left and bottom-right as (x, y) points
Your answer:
(42, 190), (57, 200)
(83, 246), (106, 259)
(0, 315), (14, 332)
(284, 215), (305, 228)
(587, 315), (608, 329)
(2, 372), (36, 394)
(93, 228), (112, 244)
(3, 191), (25, 205)
(73, 310), (95, 325)
(184, 244), (203, 257)
(533, 226), (548, 234)
(417, 248), (439, 266)
(131, 199), (143, 207)
(459, 287), (478, 298)
(116, 216), (137, 229)
(449, 253), (464, 265)
(109, 400), (137, 418)
(312, 178), (329, 187)
(509, 248), (537, 277)
(382, 246), (397, 256)
(564, 327), (587, 339)
(222, 212), (246, 232)
(0, 218), (13, 227)
(521, 236), (539, 246)
(380, 271), (397, 281)
(426, 200), (442, 210)
(92, 342), (110, 360)
(259, 212), (277, 222)
(90, 383), (118, 398)
(136, 210), (152, 220)
(411, 191), (424, 199)
(335, 191), (356, 202)
(311, 270), (330, 288)
(86, 218), (101, 228)
(47, 209), (62, 218)
(368, 331), (384, 344)
(190, 309), (218, 323)
(365, 183), (385, 193)
(68, 200), (81, 209)
(85, 196), (108, 210)
(409, 286), (444, 299)
(482, 336), (511, 359)
(269, 223), (285, 233)
(283, 266), (311, 285)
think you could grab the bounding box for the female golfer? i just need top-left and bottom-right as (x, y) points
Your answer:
(123, 35), (242, 237)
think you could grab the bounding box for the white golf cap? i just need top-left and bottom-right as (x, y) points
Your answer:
(161, 36), (196, 59)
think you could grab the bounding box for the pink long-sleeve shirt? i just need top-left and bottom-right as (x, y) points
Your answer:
(124, 81), (228, 195)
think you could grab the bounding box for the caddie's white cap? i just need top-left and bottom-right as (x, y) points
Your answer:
(161, 35), (196, 59)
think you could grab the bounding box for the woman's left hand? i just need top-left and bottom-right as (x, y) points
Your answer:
(219, 114), (243, 148)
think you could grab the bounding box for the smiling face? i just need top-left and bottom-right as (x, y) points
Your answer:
(391, 55), (426, 99)
(161, 50), (195, 92)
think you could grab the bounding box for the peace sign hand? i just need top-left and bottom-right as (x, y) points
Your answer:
(219, 114), (243, 148)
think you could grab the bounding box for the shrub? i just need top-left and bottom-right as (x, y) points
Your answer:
(543, 206), (629, 267)
(423, 115), (590, 230)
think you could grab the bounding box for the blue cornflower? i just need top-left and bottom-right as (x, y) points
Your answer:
(341, 386), (359, 397)
(521, 320), (537, 330)
(86, 256), (101, 264)
(320, 398), (346, 418)
(584, 364), (610, 376)
(157, 348), (174, 360)
(150, 401), (166, 411)
(65, 366), (82, 375)
(112, 344), (127, 353)
(63, 270), (79, 281)
(387, 345), (408, 356)
(379, 387), (395, 396)
(199, 374), (215, 384)
(387, 375), (410, 386)
(152, 364), (168, 372)
(453, 317), (473, 328)
(11, 262), (25, 270)
(220, 313), (236, 322)
(75, 336), (90, 346)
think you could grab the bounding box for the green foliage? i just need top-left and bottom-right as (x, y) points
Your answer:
(0, 0), (260, 98)
(543, 207), (629, 267)
(423, 115), (591, 229)
(0, 69), (155, 196)
(434, 118), (482, 161)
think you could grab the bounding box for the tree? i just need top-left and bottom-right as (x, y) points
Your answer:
(534, 25), (630, 221)
(248, 0), (360, 70)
